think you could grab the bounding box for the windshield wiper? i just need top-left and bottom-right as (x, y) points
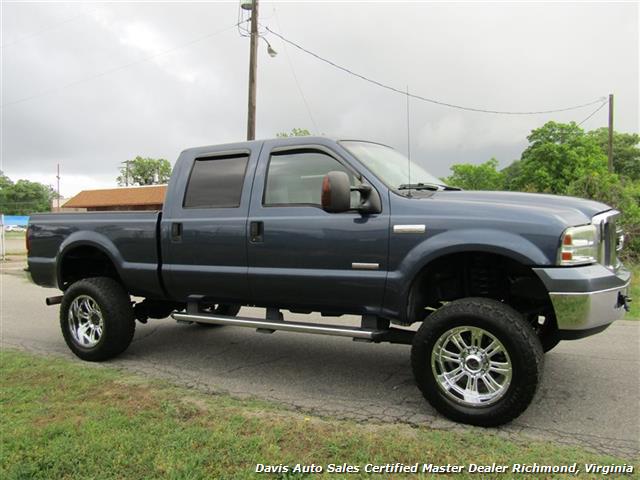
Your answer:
(397, 183), (460, 191)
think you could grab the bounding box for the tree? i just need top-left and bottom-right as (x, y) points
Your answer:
(444, 158), (505, 190)
(276, 128), (311, 138)
(0, 171), (12, 189)
(587, 128), (640, 180)
(567, 172), (640, 259)
(117, 156), (172, 186)
(0, 172), (56, 215)
(441, 122), (640, 258)
(507, 121), (608, 194)
(0, 172), (13, 209)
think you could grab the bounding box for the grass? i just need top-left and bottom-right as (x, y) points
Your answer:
(2, 232), (27, 255)
(1, 350), (636, 480)
(626, 262), (639, 319)
(3, 231), (26, 238)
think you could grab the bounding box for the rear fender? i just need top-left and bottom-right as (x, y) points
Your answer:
(57, 231), (124, 289)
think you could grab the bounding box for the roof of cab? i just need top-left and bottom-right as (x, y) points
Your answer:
(179, 137), (392, 157)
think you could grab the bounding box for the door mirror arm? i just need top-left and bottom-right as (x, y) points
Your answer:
(352, 184), (382, 214)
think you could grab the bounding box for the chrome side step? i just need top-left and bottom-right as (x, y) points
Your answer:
(172, 312), (380, 340)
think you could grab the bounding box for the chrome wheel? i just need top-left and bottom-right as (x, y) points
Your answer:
(431, 326), (512, 407)
(68, 295), (104, 348)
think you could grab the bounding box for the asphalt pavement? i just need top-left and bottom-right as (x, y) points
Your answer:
(1, 263), (638, 459)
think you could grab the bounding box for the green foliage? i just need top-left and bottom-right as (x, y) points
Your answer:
(587, 128), (640, 180)
(567, 173), (640, 260)
(508, 122), (608, 194)
(0, 172), (12, 189)
(117, 156), (172, 186)
(0, 172), (56, 215)
(276, 128), (311, 138)
(627, 264), (640, 319)
(444, 158), (505, 190)
(500, 159), (523, 189)
(443, 121), (640, 257)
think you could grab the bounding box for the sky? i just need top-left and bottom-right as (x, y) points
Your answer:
(1, 1), (638, 197)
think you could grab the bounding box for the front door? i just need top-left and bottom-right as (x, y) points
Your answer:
(247, 143), (389, 314)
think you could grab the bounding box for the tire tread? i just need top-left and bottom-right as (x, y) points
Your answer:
(411, 297), (543, 427)
(60, 277), (135, 362)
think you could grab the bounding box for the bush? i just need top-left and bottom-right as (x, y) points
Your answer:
(568, 173), (640, 260)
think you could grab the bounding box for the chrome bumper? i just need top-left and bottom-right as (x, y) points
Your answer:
(534, 264), (631, 331)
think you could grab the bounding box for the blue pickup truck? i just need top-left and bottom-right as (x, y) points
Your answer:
(27, 136), (631, 426)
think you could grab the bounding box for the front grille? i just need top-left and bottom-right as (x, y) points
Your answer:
(593, 210), (620, 270)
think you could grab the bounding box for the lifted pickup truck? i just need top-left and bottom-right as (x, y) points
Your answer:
(28, 136), (631, 426)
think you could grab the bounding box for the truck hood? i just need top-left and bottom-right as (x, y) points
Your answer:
(430, 190), (611, 226)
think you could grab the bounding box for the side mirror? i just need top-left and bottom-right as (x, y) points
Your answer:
(321, 171), (382, 214)
(321, 171), (351, 213)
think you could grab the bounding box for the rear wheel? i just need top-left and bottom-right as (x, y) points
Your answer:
(195, 304), (241, 327)
(411, 298), (543, 427)
(60, 277), (135, 361)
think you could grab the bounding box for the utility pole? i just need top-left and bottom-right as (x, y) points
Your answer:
(406, 85), (411, 196)
(607, 93), (614, 173)
(56, 164), (60, 210)
(246, 0), (259, 141)
(121, 160), (131, 186)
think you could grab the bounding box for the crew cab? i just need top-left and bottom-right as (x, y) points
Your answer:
(27, 136), (632, 426)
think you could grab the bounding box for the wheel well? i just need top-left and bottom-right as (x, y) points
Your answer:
(407, 252), (556, 332)
(60, 245), (121, 289)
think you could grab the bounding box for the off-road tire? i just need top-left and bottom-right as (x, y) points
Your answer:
(539, 332), (561, 353)
(411, 297), (543, 427)
(60, 277), (135, 362)
(196, 304), (241, 327)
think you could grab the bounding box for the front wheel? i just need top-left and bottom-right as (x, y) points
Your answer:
(411, 298), (543, 427)
(60, 277), (135, 362)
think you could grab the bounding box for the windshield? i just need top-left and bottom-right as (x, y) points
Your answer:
(341, 141), (445, 189)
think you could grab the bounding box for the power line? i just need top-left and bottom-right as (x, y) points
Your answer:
(264, 26), (606, 116)
(1, 22), (241, 109)
(273, 8), (319, 133)
(577, 100), (608, 126)
(1, 8), (97, 49)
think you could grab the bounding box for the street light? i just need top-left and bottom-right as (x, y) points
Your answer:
(262, 37), (277, 58)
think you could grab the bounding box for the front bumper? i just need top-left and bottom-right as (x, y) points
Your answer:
(533, 263), (631, 332)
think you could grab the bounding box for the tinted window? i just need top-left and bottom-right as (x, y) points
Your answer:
(184, 154), (248, 208)
(264, 150), (359, 206)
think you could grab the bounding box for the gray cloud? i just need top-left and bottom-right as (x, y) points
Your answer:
(1, 2), (638, 196)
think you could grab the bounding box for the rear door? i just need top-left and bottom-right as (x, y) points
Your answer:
(246, 141), (390, 314)
(161, 144), (260, 303)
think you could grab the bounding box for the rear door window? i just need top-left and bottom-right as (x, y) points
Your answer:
(183, 154), (249, 208)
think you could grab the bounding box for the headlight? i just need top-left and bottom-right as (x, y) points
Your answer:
(558, 224), (598, 266)
(616, 226), (625, 252)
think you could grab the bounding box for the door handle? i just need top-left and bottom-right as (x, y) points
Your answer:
(171, 222), (182, 241)
(250, 221), (263, 243)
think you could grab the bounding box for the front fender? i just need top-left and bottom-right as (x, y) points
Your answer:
(382, 229), (553, 321)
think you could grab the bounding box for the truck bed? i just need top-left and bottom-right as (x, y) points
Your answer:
(28, 211), (163, 298)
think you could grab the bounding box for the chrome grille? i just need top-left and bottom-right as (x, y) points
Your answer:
(592, 210), (620, 270)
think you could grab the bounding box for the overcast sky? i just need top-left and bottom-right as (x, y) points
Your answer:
(1, 1), (638, 197)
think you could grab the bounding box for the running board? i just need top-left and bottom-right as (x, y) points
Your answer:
(172, 312), (380, 340)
